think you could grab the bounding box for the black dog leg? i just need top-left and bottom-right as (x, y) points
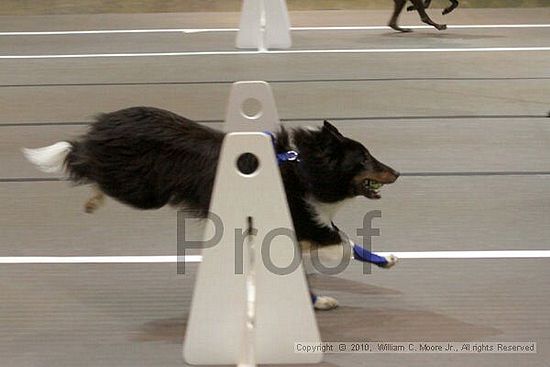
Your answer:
(407, 0), (432, 12)
(409, 0), (447, 30)
(443, 0), (459, 15)
(389, 0), (413, 32)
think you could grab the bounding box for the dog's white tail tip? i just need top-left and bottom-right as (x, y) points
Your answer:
(22, 141), (72, 173)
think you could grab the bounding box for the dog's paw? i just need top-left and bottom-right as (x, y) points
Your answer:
(388, 23), (413, 33)
(84, 197), (103, 213)
(84, 191), (105, 214)
(314, 296), (339, 311)
(406, 5), (416, 11)
(84, 201), (98, 213)
(380, 254), (399, 269)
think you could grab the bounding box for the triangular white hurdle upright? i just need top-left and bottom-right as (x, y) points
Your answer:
(236, 0), (292, 50)
(183, 81), (322, 366)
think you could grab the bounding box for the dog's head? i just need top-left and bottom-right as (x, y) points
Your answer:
(293, 121), (399, 202)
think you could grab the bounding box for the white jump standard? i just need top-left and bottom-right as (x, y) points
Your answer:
(183, 81), (321, 366)
(237, 0), (291, 50)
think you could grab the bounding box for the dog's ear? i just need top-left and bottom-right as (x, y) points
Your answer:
(322, 120), (344, 142)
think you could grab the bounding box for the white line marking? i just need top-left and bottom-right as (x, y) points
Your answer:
(296, 24), (550, 31)
(0, 251), (549, 264)
(378, 250), (550, 259)
(0, 28), (237, 36)
(1, 24), (550, 36)
(0, 255), (202, 264)
(2, 47), (550, 59)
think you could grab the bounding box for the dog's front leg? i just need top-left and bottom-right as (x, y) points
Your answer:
(389, 0), (413, 32)
(307, 274), (339, 311)
(301, 241), (340, 311)
(336, 230), (399, 269)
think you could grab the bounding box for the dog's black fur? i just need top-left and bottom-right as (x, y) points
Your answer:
(65, 107), (399, 247)
(389, 0), (459, 32)
(407, 0), (459, 15)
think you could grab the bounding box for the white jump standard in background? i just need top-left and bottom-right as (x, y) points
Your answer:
(237, 0), (291, 50)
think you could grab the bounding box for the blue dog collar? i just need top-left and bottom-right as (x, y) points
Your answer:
(263, 131), (300, 164)
(277, 150), (299, 163)
(353, 244), (389, 266)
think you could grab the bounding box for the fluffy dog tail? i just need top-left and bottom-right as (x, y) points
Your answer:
(22, 142), (72, 173)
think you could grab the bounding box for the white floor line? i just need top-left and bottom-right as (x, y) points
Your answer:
(378, 250), (550, 259)
(295, 24), (550, 31)
(0, 28), (238, 36)
(1, 24), (550, 36)
(2, 46), (550, 60)
(0, 255), (202, 264)
(1, 251), (549, 264)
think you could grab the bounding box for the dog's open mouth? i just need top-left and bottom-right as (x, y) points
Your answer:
(363, 179), (384, 200)
(352, 168), (399, 200)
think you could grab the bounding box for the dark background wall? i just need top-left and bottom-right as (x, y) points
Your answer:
(1, 0), (548, 16)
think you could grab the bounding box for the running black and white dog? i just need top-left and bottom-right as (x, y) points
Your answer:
(24, 106), (400, 310)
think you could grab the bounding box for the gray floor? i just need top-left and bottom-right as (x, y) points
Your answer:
(0, 8), (549, 367)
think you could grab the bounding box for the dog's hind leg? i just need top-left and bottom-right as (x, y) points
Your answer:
(443, 0), (459, 15)
(409, 0), (447, 30)
(389, 0), (413, 32)
(84, 185), (105, 214)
